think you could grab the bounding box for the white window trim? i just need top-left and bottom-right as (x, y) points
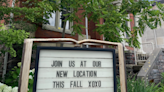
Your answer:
(123, 14), (131, 46)
(42, 0), (73, 34)
(42, 24), (72, 34)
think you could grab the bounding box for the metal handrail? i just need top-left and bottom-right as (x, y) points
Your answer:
(134, 42), (154, 65)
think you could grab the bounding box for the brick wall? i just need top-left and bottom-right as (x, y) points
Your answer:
(129, 13), (135, 31)
(138, 48), (164, 84)
(35, 8), (103, 41)
(0, 0), (13, 24)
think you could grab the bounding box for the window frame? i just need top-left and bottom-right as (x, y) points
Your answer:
(42, 0), (73, 34)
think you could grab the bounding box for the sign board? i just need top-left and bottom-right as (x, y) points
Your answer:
(33, 47), (117, 92)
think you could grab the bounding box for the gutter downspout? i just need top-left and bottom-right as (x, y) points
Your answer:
(85, 15), (89, 48)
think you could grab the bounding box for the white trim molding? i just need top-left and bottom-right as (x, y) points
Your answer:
(42, 24), (72, 34)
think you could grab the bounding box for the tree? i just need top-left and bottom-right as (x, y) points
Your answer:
(46, 0), (164, 48)
(1, 0), (164, 57)
(0, 0), (59, 57)
(119, 0), (164, 47)
(0, 24), (29, 57)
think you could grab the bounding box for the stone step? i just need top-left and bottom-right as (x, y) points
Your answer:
(137, 61), (146, 65)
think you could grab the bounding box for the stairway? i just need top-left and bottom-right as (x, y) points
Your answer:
(116, 51), (149, 75)
(138, 48), (164, 84)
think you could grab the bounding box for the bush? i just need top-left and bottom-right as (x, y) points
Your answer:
(0, 24), (29, 57)
(0, 62), (34, 92)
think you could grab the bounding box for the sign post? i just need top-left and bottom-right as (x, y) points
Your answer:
(18, 38), (127, 92)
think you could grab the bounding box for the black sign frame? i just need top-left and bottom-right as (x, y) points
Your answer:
(33, 47), (117, 92)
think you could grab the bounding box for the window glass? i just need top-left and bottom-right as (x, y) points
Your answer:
(59, 11), (70, 29)
(43, 0), (71, 30)
(48, 12), (56, 26)
(44, 12), (56, 26)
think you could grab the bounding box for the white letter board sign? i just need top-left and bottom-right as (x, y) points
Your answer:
(33, 47), (117, 92)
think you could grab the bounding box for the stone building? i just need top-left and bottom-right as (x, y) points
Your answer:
(139, 0), (164, 54)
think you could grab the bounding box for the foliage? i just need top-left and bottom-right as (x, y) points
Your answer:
(3, 66), (20, 87)
(2, 62), (34, 92)
(42, 0), (164, 48)
(0, 0), (58, 56)
(156, 73), (164, 92)
(1, 0), (164, 48)
(117, 73), (164, 92)
(0, 0), (58, 32)
(27, 69), (34, 92)
(0, 24), (29, 57)
(117, 76), (159, 92)
(84, 0), (164, 48)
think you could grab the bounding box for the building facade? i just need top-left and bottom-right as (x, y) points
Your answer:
(140, 0), (164, 54)
(0, 0), (135, 50)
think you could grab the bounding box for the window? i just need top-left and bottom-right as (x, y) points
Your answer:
(59, 10), (70, 30)
(47, 12), (56, 27)
(43, 0), (73, 34)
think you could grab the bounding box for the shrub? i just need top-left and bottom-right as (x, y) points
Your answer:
(0, 62), (34, 92)
(117, 76), (159, 92)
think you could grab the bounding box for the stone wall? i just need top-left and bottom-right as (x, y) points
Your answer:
(148, 51), (164, 84)
(138, 48), (164, 84)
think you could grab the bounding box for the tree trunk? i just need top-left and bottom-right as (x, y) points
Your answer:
(60, 10), (68, 47)
(60, 20), (67, 47)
